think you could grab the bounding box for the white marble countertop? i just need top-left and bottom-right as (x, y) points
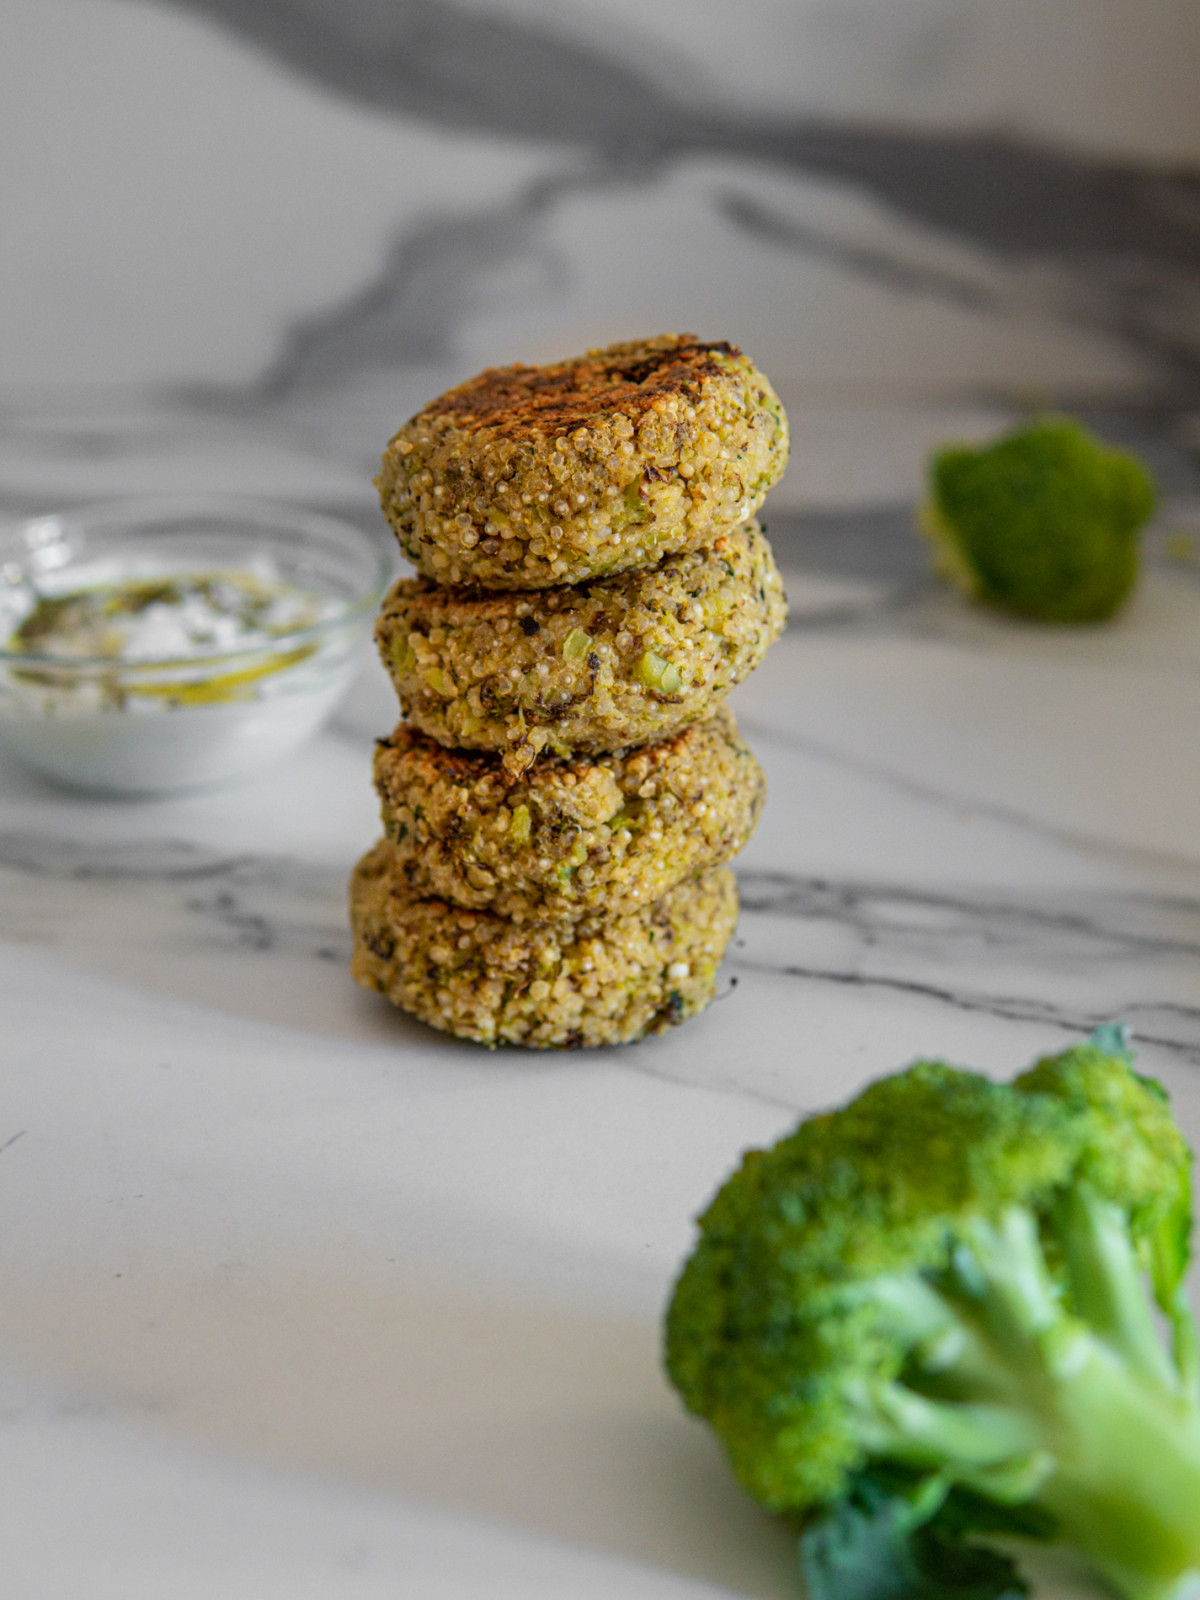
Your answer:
(3, 404), (1200, 1599)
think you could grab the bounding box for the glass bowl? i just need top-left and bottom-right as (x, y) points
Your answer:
(0, 496), (395, 795)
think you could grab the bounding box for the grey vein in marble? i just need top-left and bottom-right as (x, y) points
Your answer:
(737, 710), (1200, 876)
(762, 507), (930, 584)
(739, 871), (1200, 961)
(162, 0), (1200, 394)
(257, 163), (649, 396)
(718, 190), (998, 316)
(162, 0), (1200, 264)
(5, 830), (1198, 1073)
(735, 869), (1200, 1059)
(0, 831), (351, 965)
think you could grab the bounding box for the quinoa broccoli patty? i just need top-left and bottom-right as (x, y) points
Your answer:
(373, 706), (764, 921)
(376, 519), (786, 774)
(349, 841), (738, 1048)
(375, 334), (788, 589)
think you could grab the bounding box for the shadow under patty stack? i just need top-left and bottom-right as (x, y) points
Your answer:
(349, 334), (788, 1048)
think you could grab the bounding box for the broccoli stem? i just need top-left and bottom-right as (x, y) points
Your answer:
(1055, 1187), (1179, 1395)
(854, 1193), (1200, 1600)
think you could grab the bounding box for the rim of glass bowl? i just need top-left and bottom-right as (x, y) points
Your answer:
(0, 495), (396, 674)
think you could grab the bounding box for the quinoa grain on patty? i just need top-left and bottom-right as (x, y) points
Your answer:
(375, 334), (788, 589)
(375, 519), (786, 774)
(349, 841), (738, 1049)
(373, 706), (764, 921)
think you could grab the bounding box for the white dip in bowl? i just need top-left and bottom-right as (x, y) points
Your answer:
(0, 496), (395, 795)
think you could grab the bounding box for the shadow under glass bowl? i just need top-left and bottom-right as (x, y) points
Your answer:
(0, 495), (396, 796)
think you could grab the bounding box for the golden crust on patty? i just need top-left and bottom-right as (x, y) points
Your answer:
(375, 519), (786, 774)
(373, 706), (764, 921)
(375, 334), (788, 589)
(349, 840), (738, 1049)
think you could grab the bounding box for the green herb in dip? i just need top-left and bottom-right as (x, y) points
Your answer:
(8, 571), (335, 708)
(13, 571), (328, 657)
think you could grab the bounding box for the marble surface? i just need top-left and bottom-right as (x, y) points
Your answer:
(3, 401), (1200, 1597)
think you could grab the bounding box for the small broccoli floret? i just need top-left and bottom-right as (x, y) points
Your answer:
(921, 418), (1156, 622)
(664, 1029), (1200, 1600)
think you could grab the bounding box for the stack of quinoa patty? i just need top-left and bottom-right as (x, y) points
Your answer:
(350, 335), (788, 1048)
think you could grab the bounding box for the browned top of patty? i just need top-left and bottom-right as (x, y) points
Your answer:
(419, 334), (740, 438)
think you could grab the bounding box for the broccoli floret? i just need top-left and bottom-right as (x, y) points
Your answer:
(664, 1029), (1200, 1600)
(921, 418), (1156, 622)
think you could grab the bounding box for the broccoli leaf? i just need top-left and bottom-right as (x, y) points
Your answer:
(935, 1487), (1056, 1543)
(800, 1476), (1030, 1600)
(913, 1527), (1030, 1600)
(1086, 1021), (1134, 1065)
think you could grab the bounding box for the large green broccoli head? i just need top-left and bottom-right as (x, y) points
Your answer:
(664, 1039), (1191, 1520)
(923, 417), (1156, 622)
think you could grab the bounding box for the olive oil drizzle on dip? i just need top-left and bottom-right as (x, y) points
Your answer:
(8, 571), (334, 709)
